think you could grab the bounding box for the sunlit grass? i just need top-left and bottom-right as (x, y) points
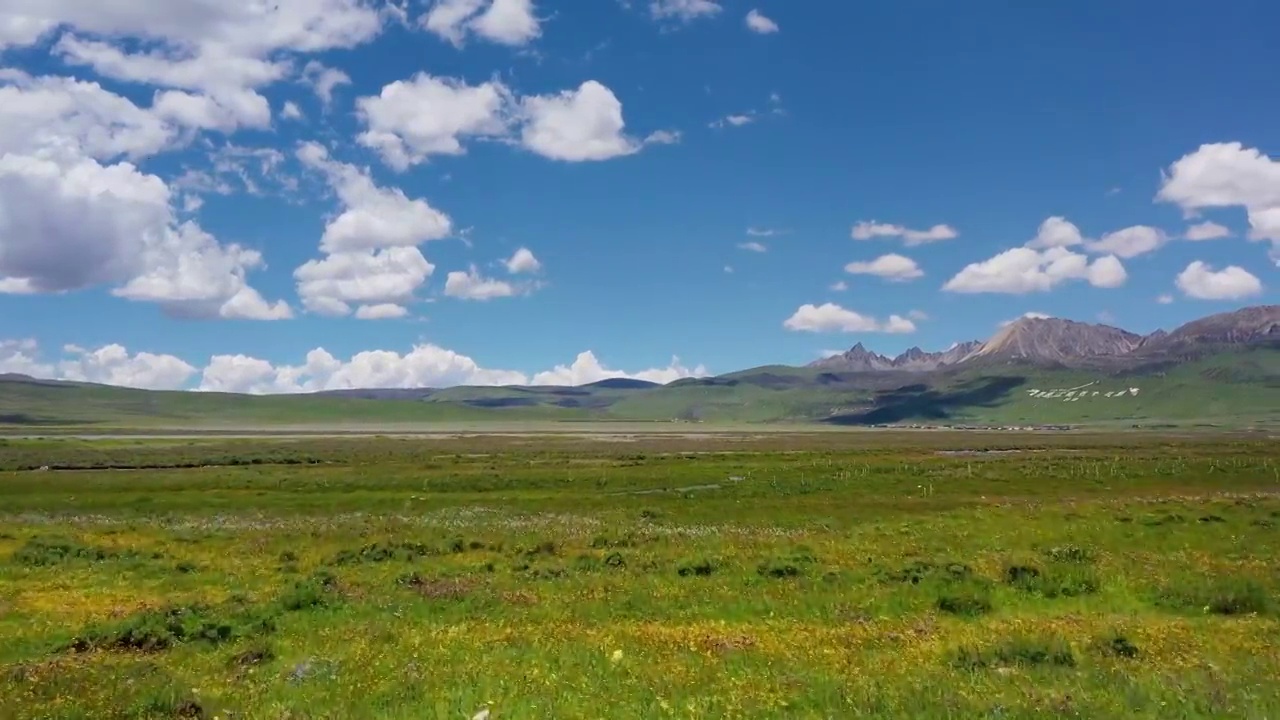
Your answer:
(1, 433), (1278, 718)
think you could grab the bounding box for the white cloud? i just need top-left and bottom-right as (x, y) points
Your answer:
(0, 73), (174, 160)
(421, 0), (541, 47)
(8, 0), (385, 135)
(745, 9), (778, 33)
(1156, 293), (1174, 305)
(907, 309), (929, 321)
(470, 0), (541, 45)
(999, 311), (1051, 328)
(649, 0), (722, 22)
(292, 143), (452, 317)
(298, 142), (452, 253)
(851, 220), (958, 246)
(642, 129), (681, 146)
(504, 247), (542, 274)
(444, 266), (516, 300)
(354, 303), (409, 320)
(422, 0), (486, 46)
(356, 73), (512, 170)
(844, 253), (923, 281)
(199, 345), (704, 392)
(530, 351), (707, 386)
(828, 280), (848, 292)
(1158, 142), (1280, 253)
(281, 101), (303, 121)
(723, 265), (734, 274)
(738, 241), (767, 253)
(0, 339), (51, 377)
(0, 149), (286, 319)
(783, 303), (917, 334)
(747, 227), (784, 237)
(295, 247), (435, 316)
(1085, 225), (1168, 258)
(1174, 261), (1263, 301)
(1026, 216), (1085, 249)
(1184, 220), (1231, 241)
(519, 81), (639, 162)
(1, 340), (196, 389)
(199, 345), (528, 393)
(942, 247), (1127, 294)
(57, 344), (196, 390)
(710, 113), (754, 129)
(301, 61), (352, 108)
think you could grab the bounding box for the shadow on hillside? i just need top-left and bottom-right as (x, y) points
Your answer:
(822, 375), (1027, 426)
(0, 413), (78, 426)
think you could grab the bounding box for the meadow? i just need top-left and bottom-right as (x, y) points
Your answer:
(1, 431), (1278, 719)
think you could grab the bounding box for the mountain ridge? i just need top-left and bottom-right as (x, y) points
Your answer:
(813, 305), (1280, 372)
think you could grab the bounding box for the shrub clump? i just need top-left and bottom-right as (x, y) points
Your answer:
(61, 605), (277, 653)
(878, 560), (973, 585)
(1158, 578), (1271, 616)
(1094, 631), (1139, 659)
(936, 586), (994, 617)
(1005, 563), (1100, 598)
(328, 542), (436, 566)
(757, 548), (818, 579)
(12, 537), (150, 567)
(677, 558), (717, 577)
(277, 571), (341, 611)
(951, 636), (1076, 671)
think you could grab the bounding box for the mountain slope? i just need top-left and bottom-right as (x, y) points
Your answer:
(968, 317), (1142, 364)
(3, 305), (1279, 429)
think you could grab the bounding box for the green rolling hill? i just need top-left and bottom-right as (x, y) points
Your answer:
(2, 306), (1277, 430)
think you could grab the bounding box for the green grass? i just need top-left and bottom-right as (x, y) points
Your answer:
(1, 431), (1279, 718)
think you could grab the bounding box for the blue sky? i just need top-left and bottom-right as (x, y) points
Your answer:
(0, 0), (1277, 391)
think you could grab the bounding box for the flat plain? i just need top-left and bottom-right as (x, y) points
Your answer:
(1, 431), (1279, 719)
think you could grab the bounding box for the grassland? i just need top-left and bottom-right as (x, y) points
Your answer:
(5, 347), (1279, 430)
(2, 432), (1279, 718)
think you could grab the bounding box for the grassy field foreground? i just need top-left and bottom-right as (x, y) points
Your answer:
(1, 432), (1279, 719)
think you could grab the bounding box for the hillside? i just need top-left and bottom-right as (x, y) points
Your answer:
(2, 306), (1278, 429)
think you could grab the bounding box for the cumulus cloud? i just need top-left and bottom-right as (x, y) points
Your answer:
(0, 73), (174, 160)
(519, 81), (640, 162)
(0, 148), (287, 319)
(745, 9), (778, 33)
(293, 143), (452, 317)
(57, 344), (197, 389)
(295, 247), (435, 316)
(1026, 216), (1085, 249)
(530, 351), (707, 386)
(298, 142), (452, 253)
(851, 220), (958, 246)
(504, 247), (542, 274)
(0, 339), (51, 377)
(783, 303), (917, 334)
(943, 247), (1127, 294)
(422, 0), (541, 47)
(281, 101), (303, 121)
(843, 253), (923, 282)
(1174, 261), (1263, 300)
(1085, 225), (1168, 258)
(30, 0), (384, 134)
(649, 0), (722, 22)
(444, 266), (517, 300)
(356, 73), (513, 170)
(1183, 220), (1232, 241)
(354, 303), (409, 320)
(199, 345), (705, 392)
(1158, 142), (1280, 254)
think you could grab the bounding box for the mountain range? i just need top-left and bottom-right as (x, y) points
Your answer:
(812, 305), (1279, 372)
(2, 305), (1278, 428)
